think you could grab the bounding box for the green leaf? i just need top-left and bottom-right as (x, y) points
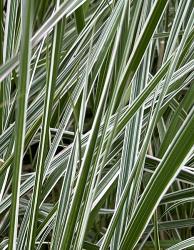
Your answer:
(8, 1), (33, 249)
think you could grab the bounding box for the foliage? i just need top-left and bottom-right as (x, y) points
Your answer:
(0, 0), (194, 249)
